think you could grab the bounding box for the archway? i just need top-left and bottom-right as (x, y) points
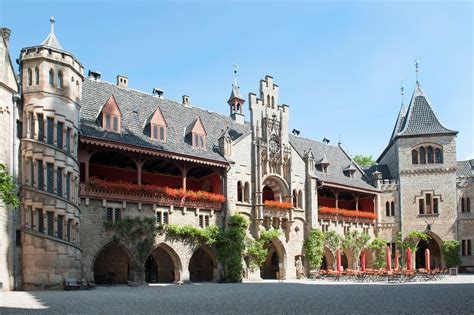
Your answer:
(189, 247), (216, 282)
(416, 236), (441, 269)
(146, 245), (180, 283)
(260, 239), (286, 279)
(262, 175), (290, 203)
(93, 243), (132, 284)
(341, 252), (349, 270)
(322, 247), (335, 270)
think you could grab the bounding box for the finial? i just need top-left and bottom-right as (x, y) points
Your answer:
(50, 16), (56, 34)
(400, 84), (405, 105)
(233, 63), (239, 86)
(415, 59), (419, 84)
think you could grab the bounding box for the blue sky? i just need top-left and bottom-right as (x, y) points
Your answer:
(1, 0), (472, 160)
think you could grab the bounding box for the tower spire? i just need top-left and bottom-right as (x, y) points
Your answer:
(41, 16), (63, 50)
(233, 63), (239, 86)
(401, 83), (405, 105)
(50, 16), (55, 34)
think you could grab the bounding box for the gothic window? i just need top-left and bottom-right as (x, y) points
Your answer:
(298, 190), (303, 209)
(419, 147), (426, 164)
(427, 146), (434, 163)
(57, 71), (63, 89)
(57, 215), (64, 240)
(244, 182), (250, 203)
(37, 114), (44, 141)
(56, 167), (63, 197)
(267, 95), (270, 107)
(293, 189), (298, 208)
(37, 160), (44, 190)
(391, 201), (395, 216)
(262, 185), (274, 202)
(435, 148), (443, 163)
(46, 162), (54, 194)
(66, 172), (71, 200)
(46, 211), (54, 237)
(461, 197), (465, 212)
(49, 69), (54, 86)
(66, 127), (71, 153)
(56, 122), (64, 149)
(37, 209), (44, 233)
(27, 68), (32, 86)
(386, 202), (390, 216)
(34, 67), (39, 85)
(419, 199), (425, 215)
(271, 96), (275, 109)
(46, 117), (54, 145)
(237, 181), (243, 202)
(468, 198), (471, 213)
(412, 150), (418, 164)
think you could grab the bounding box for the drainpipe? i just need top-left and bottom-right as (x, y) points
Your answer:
(12, 92), (21, 290)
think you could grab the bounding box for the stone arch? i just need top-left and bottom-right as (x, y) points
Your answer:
(189, 245), (218, 282)
(145, 243), (183, 283)
(322, 247), (335, 270)
(341, 248), (355, 270)
(415, 232), (443, 269)
(262, 174), (290, 203)
(260, 237), (287, 279)
(92, 242), (133, 284)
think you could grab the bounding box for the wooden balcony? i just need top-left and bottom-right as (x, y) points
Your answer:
(318, 206), (376, 224)
(79, 183), (223, 211)
(318, 213), (375, 225)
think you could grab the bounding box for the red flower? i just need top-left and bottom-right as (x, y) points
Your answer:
(319, 206), (377, 220)
(264, 200), (293, 210)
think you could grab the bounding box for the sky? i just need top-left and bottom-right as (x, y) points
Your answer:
(1, 0), (473, 160)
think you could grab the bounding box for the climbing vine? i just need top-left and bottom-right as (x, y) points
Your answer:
(161, 223), (220, 246)
(323, 231), (343, 270)
(368, 238), (387, 269)
(397, 231), (430, 252)
(342, 231), (370, 270)
(104, 216), (158, 279)
(245, 229), (282, 271)
(0, 163), (19, 208)
(304, 229), (325, 271)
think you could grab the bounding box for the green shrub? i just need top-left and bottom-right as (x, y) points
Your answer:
(442, 240), (461, 268)
(304, 230), (325, 270)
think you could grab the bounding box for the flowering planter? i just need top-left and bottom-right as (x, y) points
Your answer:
(318, 206), (376, 223)
(81, 178), (225, 210)
(264, 200), (293, 210)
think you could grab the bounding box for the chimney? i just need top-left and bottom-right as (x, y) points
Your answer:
(1, 28), (11, 47)
(182, 95), (190, 107)
(292, 129), (300, 136)
(88, 70), (101, 81)
(116, 75), (128, 88)
(152, 88), (164, 99)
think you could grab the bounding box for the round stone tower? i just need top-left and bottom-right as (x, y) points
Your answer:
(19, 17), (83, 290)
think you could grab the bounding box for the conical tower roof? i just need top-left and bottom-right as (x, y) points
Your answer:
(41, 17), (63, 50)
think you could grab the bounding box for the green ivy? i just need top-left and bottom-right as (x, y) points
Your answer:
(323, 231), (343, 270)
(104, 216), (158, 279)
(0, 163), (19, 208)
(245, 229), (281, 271)
(442, 240), (461, 268)
(397, 231), (430, 252)
(162, 223), (220, 246)
(343, 231), (370, 270)
(304, 229), (325, 270)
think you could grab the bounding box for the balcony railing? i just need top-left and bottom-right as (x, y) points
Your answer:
(80, 183), (224, 211)
(318, 206), (376, 224)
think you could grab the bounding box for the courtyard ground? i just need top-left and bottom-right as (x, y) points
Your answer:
(1, 275), (473, 314)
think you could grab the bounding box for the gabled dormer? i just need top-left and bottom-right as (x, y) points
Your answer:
(186, 117), (206, 150)
(218, 127), (232, 156)
(343, 160), (357, 179)
(145, 106), (167, 142)
(316, 153), (330, 173)
(99, 95), (122, 133)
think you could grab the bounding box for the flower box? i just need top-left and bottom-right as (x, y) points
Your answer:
(319, 206), (377, 220)
(264, 200), (293, 210)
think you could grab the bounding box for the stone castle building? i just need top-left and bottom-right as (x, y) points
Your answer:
(0, 19), (472, 290)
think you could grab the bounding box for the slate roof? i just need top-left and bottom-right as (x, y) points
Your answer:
(289, 134), (377, 191)
(457, 160), (474, 178)
(228, 85), (243, 101)
(80, 79), (251, 164)
(396, 84), (457, 137)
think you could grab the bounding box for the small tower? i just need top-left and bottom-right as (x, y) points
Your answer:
(228, 65), (245, 124)
(19, 17), (84, 289)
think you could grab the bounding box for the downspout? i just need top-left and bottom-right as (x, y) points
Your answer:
(11, 90), (21, 290)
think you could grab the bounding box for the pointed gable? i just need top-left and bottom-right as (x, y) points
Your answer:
(397, 84), (457, 137)
(186, 117), (207, 149)
(146, 107), (167, 142)
(99, 95), (122, 132)
(149, 106), (167, 127)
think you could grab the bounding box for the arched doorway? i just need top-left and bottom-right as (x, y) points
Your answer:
(341, 252), (348, 270)
(146, 244), (181, 283)
(262, 185), (274, 202)
(322, 247), (335, 270)
(189, 247), (215, 282)
(416, 237), (441, 269)
(260, 239), (286, 279)
(93, 243), (131, 284)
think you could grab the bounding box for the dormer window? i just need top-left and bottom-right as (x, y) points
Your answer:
(100, 95), (122, 133)
(187, 117), (207, 150)
(146, 107), (167, 143)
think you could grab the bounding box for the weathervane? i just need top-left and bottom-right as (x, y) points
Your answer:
(233, 63), (239, 86)
(415, 59), (419, 84)
(401, 84), (405, 105)
(50, 16), (55, 34)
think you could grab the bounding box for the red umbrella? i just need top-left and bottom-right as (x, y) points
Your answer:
(425, 248), (431, 271)
(360, 250), (366, 272)
(394, 249), (400, 270)
(336, 249), (342, 272)
(406, 248), (412, 271)
(386, 246), (392, 271)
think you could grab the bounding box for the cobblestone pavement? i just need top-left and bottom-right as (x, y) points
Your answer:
(1, 276), (473, 314)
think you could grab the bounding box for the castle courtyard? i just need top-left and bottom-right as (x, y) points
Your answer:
(1, 277), (474, 314)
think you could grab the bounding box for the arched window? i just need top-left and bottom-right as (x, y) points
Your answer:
(427, 146), (434, 163)
(267, 95), (270, 107)
(34, 67), (39, 85)
(49, 69), (54, 86)
(390, 201), (395, 216)
(419, 147), (426, 164)
(461, 197), (465, 213)
(435, 148), (443, 163)
(244, 182), (250, 203)
(292, 190), (297, 208)
(57, 71), (63, 88)
(385, 202), (390, 216)
(298, 190), (303, 209)
(468, 198), (471, 213)
(76, 81), (80, 97)
(27, 68), (32, 86)
(271, 96), (275, 109)
(262, 185), (274, 202)
(412, 150), (418, 164)
(237, 181), (243, 202)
